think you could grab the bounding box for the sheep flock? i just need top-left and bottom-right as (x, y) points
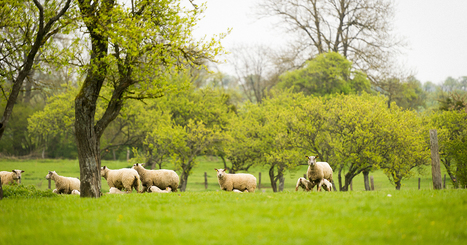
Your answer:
(2, 155), (335, 195)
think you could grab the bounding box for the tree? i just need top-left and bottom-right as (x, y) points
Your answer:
(74, 0), (225, 197)
(277, 52), (371, 96)
(0, 0), (74, 140)
(142, 86), (234, 191)
(257, 0), (403, 83)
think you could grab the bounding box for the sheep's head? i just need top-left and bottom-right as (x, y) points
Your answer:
(12, 170), (24, 181)
(100, 166), (108, 177)
(45, 171), (55, 180)
(215, 168), (226, 179)
(132, 163), (143, 170)
(305, 156), (318, 166)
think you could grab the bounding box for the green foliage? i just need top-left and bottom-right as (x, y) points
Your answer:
(1, 184), (57, 199)
(277, 52), (372, 96)
(431, 110), (467, 187)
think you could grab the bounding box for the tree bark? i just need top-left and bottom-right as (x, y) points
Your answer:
(268, 166), (277, 192)
(429, 129), (442, 190)
(363, 170), (371, 191)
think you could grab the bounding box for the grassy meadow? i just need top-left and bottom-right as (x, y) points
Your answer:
(1, 158), (466, 244)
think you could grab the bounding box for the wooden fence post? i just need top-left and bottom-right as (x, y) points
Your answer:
(418, 178), (421, 190)
(304, 174), (306, 179)
(429, 129), (442, 189)
(204, 172), (208, 190)
(48, 179), (51, 189)
(258, 172), (261, 190)
(370, 176), (374, 191)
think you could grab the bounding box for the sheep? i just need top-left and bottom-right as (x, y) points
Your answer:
(45, 171), (80, 194)
(108, 187), (126, 194)
(71, 190), (80, 195)
(295, 177), (314, 191)
(295, 177), (333, 192)
(100, 166), (141, 193)
(148, 186), (172, 193)
(215, 168), (256, 192)
(306, 155), (333, 192)
(232, 189), (248, 193)
(322, 178), (333, 192)
(0, 170), (25, 185)
(131, 164), (179, 193)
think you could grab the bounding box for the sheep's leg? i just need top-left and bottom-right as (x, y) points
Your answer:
(317, 180), (324, 192)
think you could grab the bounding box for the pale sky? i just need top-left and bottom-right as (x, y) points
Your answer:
(191, 0), (467, 84)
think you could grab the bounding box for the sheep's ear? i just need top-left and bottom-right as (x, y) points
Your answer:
(103, 166), (107, 169)
(214, 168), (218, 171)
(316, 155), (319, 159)
(305, 156), (308, 158)
(21, 170), (25, 173)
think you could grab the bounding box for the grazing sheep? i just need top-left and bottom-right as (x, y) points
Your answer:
(100, 166), (141, 193)
(0, 170), (25, 185)
(45, 171), (80, 194)
(108, 187), (126, 194)
(148, 186), (172, 193)
(131, 164), (179, 192)
(215, 168), (256, 192)
(71, 190), (80, 195)
(306, 155), (333, 192)
(295, 177), (314, 191)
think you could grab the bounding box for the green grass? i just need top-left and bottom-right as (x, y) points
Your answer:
(0, 190), (466, 244)
(0, 156), (455, 192)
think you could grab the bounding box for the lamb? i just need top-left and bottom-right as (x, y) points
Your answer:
(71, 190), (80, 195)
(295, 177), (314, 191)
(322, 178), (333, 192)
(295, 177), (333, 192)
(0, 170), (25, 185)
(108, 187), (126, 194)
(131, 164), (179, 192)
(100, 166), (141, 193)
(148, 186), (172, 193)
(306, 155), (333, 192)
(45, 171), (80, 194)
(215, 168), (256, 192)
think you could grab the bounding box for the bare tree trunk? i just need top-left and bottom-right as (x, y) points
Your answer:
(363, 170), (371, 191)
(429, 129), (442, 189)
(268, 166), (277, 192)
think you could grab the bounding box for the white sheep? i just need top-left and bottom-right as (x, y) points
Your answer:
(71, 190), (80, 195)
(295, 177), (333, 192)
(0, 170), (25, 185)
(306, 155), (334, 192)
(132, 164), (179, 193)
(148, 186), (172, 193)
(100, 166), (141, 193)
(322, 178), (333, 192)
(215, 168), (256, 192)
(295, 177), (314, 191)
(108, 187), (127, 194)
(45, 171), (80, 194)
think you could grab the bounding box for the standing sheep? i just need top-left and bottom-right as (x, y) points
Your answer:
(306, 155), (333, 192)
(215, 168), (256, 192)
(0, 170), (24, 185)
(132, 164), (179, 192)
(100, 166), (141, 193)
(45, 171), (80, 194)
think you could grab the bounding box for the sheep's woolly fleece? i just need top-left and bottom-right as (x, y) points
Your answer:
(100, 166), (141, 193)
(132, 164), (179, 192)
(215, 168), (256, 192)
(0, 170), (24, 185)
(306, 155), (333, 192)
(45, 171), (80, 194)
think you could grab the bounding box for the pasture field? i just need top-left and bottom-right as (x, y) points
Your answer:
(0, 157), (452, 192)
(0, 189), (466, 244)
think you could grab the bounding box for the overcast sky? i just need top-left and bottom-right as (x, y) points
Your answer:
(191, 0), (467, 84)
